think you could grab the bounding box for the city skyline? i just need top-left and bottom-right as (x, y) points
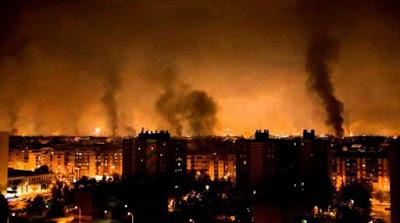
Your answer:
(1, 130), (395, 222)
(0, 1), (399, 222)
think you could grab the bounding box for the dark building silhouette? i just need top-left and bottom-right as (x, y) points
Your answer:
(136, 130), (170, 175)
(122, 136), (135, 176)
(236, 129), (332, 205)
(302, 129), (315, 140)
(236, 130), (281, 186)
(255, 129), (269, 141)
(390, 139), (400, 223)
(122, 129), (186, 178)
(299, 129), (330, 179)
(166, 139), (187, 177)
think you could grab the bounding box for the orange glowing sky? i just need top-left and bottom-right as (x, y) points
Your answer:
(0, 0), (399, 136)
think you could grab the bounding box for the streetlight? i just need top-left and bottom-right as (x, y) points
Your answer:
(104, 210), (111, 220)
(127, 212), (134, 223)
(74, 206), (81, 223)
(7, 213), (15, 223)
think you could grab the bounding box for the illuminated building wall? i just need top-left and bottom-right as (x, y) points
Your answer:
(8, 147), (52, 171)
(8, 148), (34, 170)
(187, 153), (236, 182)
(94, 149), (122, 177)
(186, 154), (209, 172)
(332, 156), (390, 192)
(331, 138), (390, 193)
(0, 132), (8, 192)
(8, 170), (55, 196)
(51, 150), (68, 175)
(9, 146), (123, 180)
(72, 150), (95, 179)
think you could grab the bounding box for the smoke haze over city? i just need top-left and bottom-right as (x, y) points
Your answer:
(0, 0), (399, 136)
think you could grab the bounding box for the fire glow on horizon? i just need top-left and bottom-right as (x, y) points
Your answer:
(0, 1), (399, 136)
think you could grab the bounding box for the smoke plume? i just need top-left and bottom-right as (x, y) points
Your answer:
(0, 1), (399, 136)
(305, 34), (344, 137)
(156, 89), (184, 136)
(8, 105), (18, 135)
(101, 66), (121, 137)
(154, 66), (218, 136)
(184, 91), (218, 136)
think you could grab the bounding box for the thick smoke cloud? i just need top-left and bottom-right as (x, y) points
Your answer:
(306, 34), (344, 137)
(0, 0), (399, 136)
(184, 91), (218, 136)
(101, 66), (121, 137)
(155, 67), (218, 136)
(8, 106), (18, 134)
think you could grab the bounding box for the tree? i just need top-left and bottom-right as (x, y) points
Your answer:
(0, 194), (9, 222)
(337, 182), (372, 223)
(26, 195), (46, 216)
(46, 199), (66, 218)
(34, 165), (50, 174)
(112, 173), (120, 182)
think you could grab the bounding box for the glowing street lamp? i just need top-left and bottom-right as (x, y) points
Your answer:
(127, 211), (134, 223)
(7, 213), (15, 223)
(104, 210), (112, 220)
(75, 206), (81, 223)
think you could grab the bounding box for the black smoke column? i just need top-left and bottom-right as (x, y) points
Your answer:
(154, 66), (185, 136)
(184, 90), (217, 136)
(8, 105), (18, 135)
(101, 66), (121, 137)
(154, 66), (218, 136)
(156, 88), (184, 136)
(306, 34), (344, 137)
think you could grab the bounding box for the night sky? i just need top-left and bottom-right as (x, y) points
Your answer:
(0, 0), (399, 136)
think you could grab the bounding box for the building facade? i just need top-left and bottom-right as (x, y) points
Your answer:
(8, 146), (122, 181)
(122, 130), (186, 177)
(186, 153), (236, 182)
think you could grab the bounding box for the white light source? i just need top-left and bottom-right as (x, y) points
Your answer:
(75, 206), (81, 223)
(94, 127), (101, 135)
(127, 212), (134, 223)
